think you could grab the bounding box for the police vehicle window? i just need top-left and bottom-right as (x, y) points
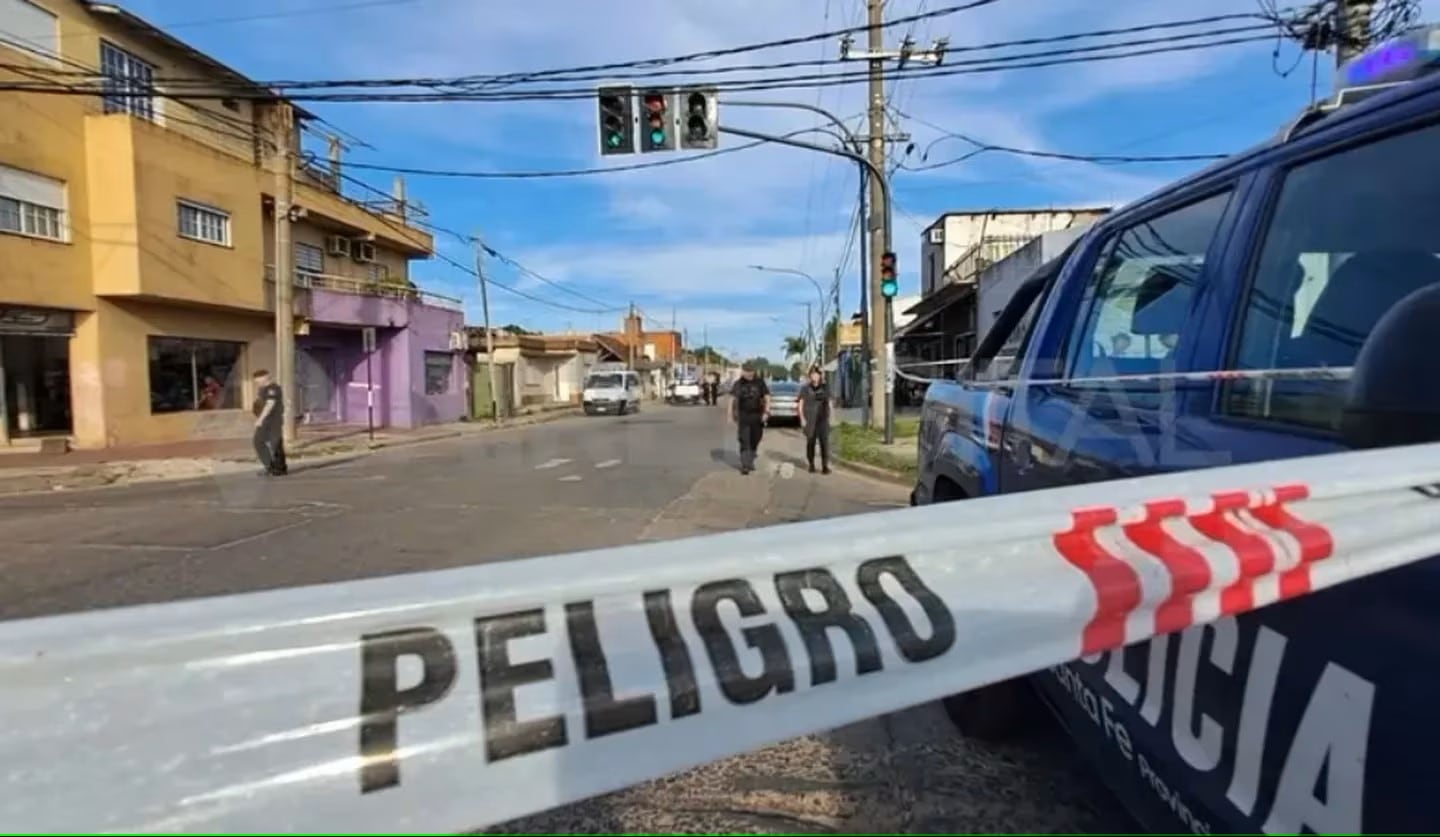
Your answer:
(973, 290), (1043, 382)
(1067, 191), (1232, 380)
(1224, 121), (1440, 432)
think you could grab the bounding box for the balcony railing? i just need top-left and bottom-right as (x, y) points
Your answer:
(264, 267), (463, 311)
(944, 234), (1035, 286)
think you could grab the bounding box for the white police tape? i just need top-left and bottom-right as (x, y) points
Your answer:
(892, 361), (1353, 387)
(3, 443), (1440, 833)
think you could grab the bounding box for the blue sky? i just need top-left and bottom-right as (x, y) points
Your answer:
(118, 0), (1439, 360)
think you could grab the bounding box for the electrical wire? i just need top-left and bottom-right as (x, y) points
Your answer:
(1, 19), (1287, 103)
(894, 109), (1229, 172)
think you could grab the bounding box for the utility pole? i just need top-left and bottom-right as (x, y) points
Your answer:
(803, 301), (814, 370)
(268, 104), (298, 445)
(842, 2), (946, 432)
(1336, 0), (1375, 66)
(865, 0), (886, 431)
(473, 235), (500, 422)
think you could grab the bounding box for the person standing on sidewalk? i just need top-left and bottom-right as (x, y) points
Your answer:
(729, 363), (769, 475)
(251, 369), (288, 477)
(798, 365), (832, 474)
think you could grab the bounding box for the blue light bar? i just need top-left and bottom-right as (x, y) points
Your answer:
(1338, 25), (1440, 90)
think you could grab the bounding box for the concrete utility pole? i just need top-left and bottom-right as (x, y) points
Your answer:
(866, 0), (887, 433)
(473, 235), (500, 422)
(1336, 0), (1375, 66)
(268, 104), (298, 445)
(841, 0), (946, 436)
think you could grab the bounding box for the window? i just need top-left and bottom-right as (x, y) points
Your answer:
(294, 242), (324, 275)
(148, 337), (243, 413)
(1224, 121), (1440, 431)
(177, 201), (230, 246)
(424, 352), (453, 395)
(0, 163), (65, 241)
(0, 0), (59, 65)
(367, 262), (390, 282)
(100, 40), (156, 121)
(1067, 191), (1232, 379)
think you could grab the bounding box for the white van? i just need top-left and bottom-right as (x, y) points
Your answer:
(581, 370), (642, 416)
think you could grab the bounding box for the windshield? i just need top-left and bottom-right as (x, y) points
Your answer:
(770, 382), (801, 395)
(585, 374), (624, 389)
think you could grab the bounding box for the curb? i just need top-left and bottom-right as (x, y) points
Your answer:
(0, 409), (584, 498)
(773, 429), (913, 487)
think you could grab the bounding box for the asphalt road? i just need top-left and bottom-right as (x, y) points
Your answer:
(0, 403), (1130, 833)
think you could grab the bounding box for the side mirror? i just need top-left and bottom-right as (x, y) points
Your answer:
(1341, 283), (1440, 449)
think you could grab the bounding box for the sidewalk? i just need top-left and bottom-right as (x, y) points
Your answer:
(0, 404), (580, 496)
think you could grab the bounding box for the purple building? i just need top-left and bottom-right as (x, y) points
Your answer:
(293, 277), (466, 429)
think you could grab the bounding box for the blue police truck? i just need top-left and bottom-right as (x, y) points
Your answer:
(912, 27), (1440, 834)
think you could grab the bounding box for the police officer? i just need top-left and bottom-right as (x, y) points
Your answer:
(798, 365), (832, 474)
(251, 368), (288, 477)
(729, 363), (769, 475)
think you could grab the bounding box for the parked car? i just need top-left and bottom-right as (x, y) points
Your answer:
(913, 32), (1440, 835)
(668, 377), (702, 405)
(766, 381), (802, 426)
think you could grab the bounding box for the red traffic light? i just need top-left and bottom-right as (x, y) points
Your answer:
(643, 93), (667, 113)
(880, 251), (897, 278)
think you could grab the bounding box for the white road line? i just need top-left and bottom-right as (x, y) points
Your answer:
(594, 459), (622, 469)
(534, 458), (572, 470)
(558, 475), (583, 482)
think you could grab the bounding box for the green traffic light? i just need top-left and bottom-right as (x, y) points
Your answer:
(650, 129), (666, 145)
(881, 279), (898, 298)
(606, 133), (622, 148)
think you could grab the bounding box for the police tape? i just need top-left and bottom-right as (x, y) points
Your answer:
(3, 443), (1440, 833)
(891, 362), (1354, 386)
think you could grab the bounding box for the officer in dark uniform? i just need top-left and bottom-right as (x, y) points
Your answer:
(798, 365), (832, 474)
(251, 369), (288, 477)
(729, 363), (769, 475)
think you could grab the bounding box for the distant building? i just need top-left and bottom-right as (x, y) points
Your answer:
(467, 329), (598, 417)
(919, 208), (1111, 298)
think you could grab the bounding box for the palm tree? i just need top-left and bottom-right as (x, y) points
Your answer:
(782, 335), (808, 360)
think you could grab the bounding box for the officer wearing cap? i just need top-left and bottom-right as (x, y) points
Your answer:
(729, 362), (770, 475)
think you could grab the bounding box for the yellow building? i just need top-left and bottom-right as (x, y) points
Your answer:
(0, 0), (434, 449)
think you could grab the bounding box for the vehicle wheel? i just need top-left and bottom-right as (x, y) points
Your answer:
(940, 678), (1029, 741)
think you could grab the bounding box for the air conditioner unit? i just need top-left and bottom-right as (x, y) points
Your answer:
(326, 235), (351, 257)
(353, 241), (377, 263)
(928, 227), (944, 244)
(448, 330), (466, 351)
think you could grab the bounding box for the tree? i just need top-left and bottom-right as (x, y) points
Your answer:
(789, 361), (804, 381)
(823, 316), (839, 360)
(691, 345), (727, 365)
(782, 335), (808, 359)
(501, 324), (535, 335)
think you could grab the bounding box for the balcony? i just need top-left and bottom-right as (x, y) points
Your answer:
(265, 267), (463, 328)
(944, 235), (1036, 287)
(287, 159), (435, 259)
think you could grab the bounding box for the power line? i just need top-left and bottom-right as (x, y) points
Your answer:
(894, 108), (1229, 171)
(1, 15), (1285, 101)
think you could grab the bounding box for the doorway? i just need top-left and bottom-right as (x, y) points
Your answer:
(1, 334), (72, 441)
(297, 346), (337, 424)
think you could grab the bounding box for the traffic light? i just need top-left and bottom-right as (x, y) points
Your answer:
(880, 251), (899, 298)
(680, 88), (717, 149)
(639, 89), (675, 152)
(596, 86), (634, 156)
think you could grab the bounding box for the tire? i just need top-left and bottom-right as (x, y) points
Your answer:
(940, 678), (1030, 742)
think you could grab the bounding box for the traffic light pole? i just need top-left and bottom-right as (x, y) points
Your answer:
(728, 99), (872, 428)
(720, 122), (887, 437)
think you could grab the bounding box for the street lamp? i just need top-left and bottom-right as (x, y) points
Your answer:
(748, 265), (830, 363)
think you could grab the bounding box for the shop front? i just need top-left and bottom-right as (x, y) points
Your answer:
(0, 306), (74, 447)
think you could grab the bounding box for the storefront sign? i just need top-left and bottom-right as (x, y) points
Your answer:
(0, 307), (73, 336)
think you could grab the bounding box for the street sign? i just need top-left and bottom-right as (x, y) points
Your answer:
(361, 327), (376, 353)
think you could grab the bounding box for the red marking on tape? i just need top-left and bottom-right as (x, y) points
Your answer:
(1188, 490), (1275, 616)
(1058, 482), (1334, 655)
(1054, 506), (1140, 655)
(1122, 498), (1211, 636)
(1248, 483), (1334, 600)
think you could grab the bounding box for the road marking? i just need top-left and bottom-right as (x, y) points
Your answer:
(535, 458), (572, 470)
(594, 459), (622, 469)
(558, 475), (583, 482)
